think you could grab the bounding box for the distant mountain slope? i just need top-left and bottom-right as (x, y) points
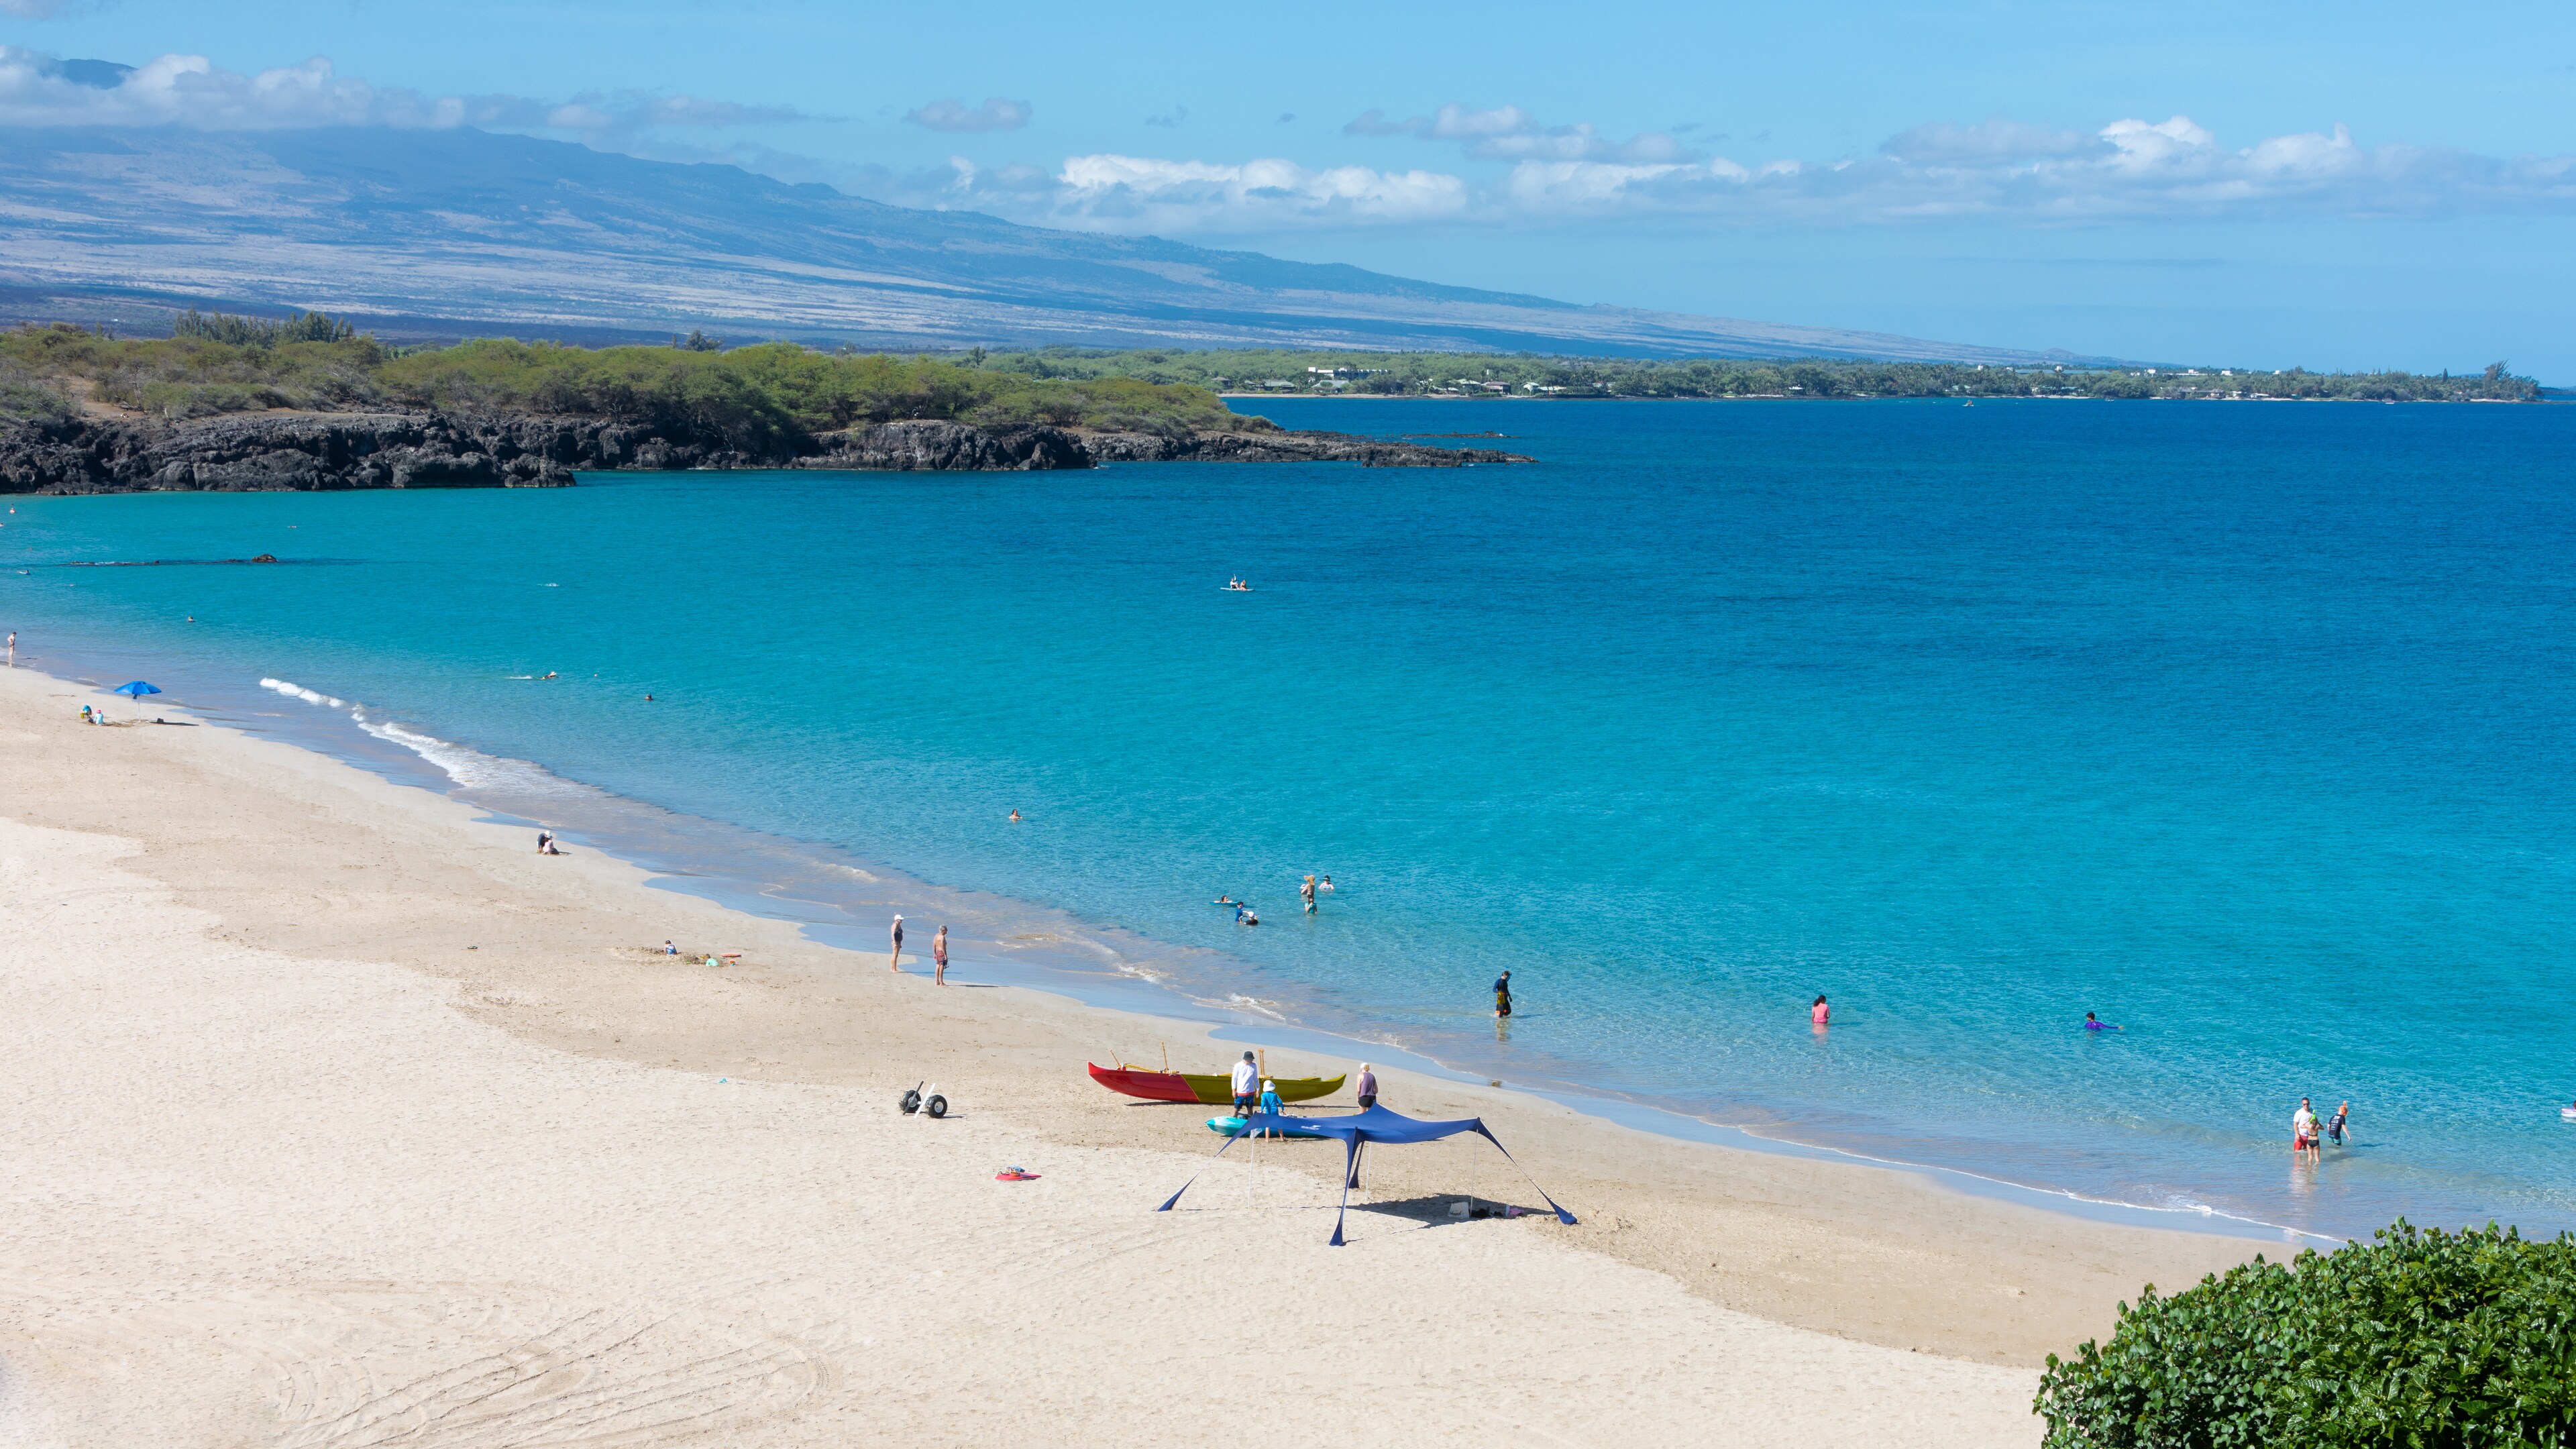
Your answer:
(0, 125), (2074, 362)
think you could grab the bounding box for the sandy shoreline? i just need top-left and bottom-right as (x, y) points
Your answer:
(0, 662), (2262, 1446)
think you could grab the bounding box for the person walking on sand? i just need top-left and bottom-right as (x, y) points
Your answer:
(1301, 875), (1316, 914)
(932, 924), (949, 986)
(889, 914), (904, 972)
(6, 631), (13, 668)
(1354, 1063), (1379, 1110)
(1230, 1051), (1260, 1119)
(1493, 971), (1513, 1019)
(1811, 994), (1830, 1028)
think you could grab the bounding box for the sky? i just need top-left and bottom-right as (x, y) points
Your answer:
(3, 1), (2574, 376)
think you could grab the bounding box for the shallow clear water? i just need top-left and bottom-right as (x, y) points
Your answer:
(8, 397), (2574, 1240)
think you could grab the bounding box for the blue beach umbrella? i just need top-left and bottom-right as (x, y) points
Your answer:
(109, 681), (162, 709)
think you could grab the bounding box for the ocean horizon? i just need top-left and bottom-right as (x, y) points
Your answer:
(8, 396), (2573, 1243)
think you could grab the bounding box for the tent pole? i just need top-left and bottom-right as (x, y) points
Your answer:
(1329, 1135), (1358, 1246)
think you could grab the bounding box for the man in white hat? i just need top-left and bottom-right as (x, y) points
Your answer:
(890, 914), (904, 972)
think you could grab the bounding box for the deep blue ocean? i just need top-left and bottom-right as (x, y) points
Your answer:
(8, 397), (2573, 1241)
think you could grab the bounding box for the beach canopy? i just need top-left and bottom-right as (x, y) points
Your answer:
(109, 681), (162, 700)
(1156, 1103), (1578, 1246)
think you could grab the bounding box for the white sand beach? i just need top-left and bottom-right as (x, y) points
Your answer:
(0, 664), (2259, 1447)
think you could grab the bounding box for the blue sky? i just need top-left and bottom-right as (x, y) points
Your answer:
(5, 0), (2574, 376)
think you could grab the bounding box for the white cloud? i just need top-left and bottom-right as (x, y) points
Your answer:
(855, 112), (2576, 237)
(0, 45), (810, 138)
(904, 97), (1030, 133)
(1038, 154), (1470, 230)
(1344, 101), (1687, 163)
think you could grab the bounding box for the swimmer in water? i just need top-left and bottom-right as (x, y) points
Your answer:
(2084, 1012), (2121, 1031)
(1811, 994), (1829, 1028)
(1214, 895), (1236, 905)
(1009, 809), (1022, 822)
(1318, 875), (1332, 894)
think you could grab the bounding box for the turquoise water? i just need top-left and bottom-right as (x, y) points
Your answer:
(7, 397), (2575, 1240)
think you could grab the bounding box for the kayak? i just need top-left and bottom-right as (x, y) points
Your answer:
(1086, 1062), (1346, 1106)
(1208, 1116), (1334, 1138)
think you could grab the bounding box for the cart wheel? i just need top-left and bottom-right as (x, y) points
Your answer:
(899, 1089), (921, 1115)
(926, 1094), (948, 1119)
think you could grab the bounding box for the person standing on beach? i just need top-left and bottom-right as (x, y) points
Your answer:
(1493, 971), (1513, 1018)
(1811, 994), (1830, 1028)
(932, 924), (948, 986)
(5, 631), (13, 668)
(1230, 1051), (1260, 1119)
(1354, 1063), (1378, 1110)
(889, 914), (904, 972)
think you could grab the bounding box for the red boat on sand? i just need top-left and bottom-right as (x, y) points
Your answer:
(1086, 1062), (1346, 1105)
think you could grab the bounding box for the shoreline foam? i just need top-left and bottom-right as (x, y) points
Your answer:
(0, 651), (2273, 1390)
(45, 647), (2322, 1248)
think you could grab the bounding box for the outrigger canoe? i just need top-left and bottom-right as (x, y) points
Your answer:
(1086, 1062), (1346, 1105)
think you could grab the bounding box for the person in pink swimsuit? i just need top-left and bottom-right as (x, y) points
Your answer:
(1811, 994), (1830, 1028)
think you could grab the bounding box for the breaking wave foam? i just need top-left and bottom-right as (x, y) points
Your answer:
(259, 678), (343, 708)
(350, 710), (575, 797)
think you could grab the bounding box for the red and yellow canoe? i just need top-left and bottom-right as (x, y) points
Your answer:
(1086, 1062), (1346, 1105)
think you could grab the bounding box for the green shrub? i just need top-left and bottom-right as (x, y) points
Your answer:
(172, 307), (358, 347)
(2036, 1221), (2576, 1449)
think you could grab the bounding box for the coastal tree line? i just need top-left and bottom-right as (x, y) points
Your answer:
(0, 315), (2546, 433)
(0, 321), (1252, 439)
(974, 346), (2544, 404)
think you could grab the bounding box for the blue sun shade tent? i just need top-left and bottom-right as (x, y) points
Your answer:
(1156, 1103), (1578, 1245)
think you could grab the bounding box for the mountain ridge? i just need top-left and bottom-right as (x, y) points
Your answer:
(0, 125), (2092, 364)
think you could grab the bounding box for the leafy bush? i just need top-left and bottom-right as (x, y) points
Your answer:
(2035, 1221), (2576, 1449)
(372, 338), (1248, 439)
(0, 323), (387, 419)
(172, 307), (359, 347)
(0, 327), (1250, 435)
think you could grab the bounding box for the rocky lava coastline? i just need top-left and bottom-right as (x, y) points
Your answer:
(0, 409), (1529, 494)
